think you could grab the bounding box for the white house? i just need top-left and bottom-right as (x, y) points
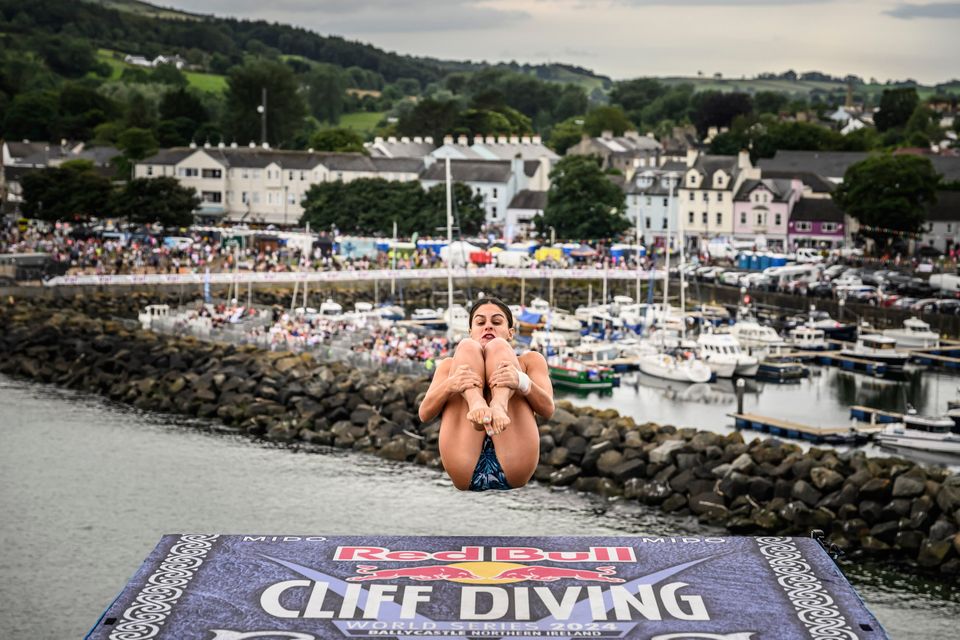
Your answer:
(677, 149), (757, 250)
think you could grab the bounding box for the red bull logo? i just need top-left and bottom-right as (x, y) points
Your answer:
(334, 545), (636, 563)
(346, 561), (625, 584)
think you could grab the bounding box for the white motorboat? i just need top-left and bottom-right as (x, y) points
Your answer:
(788, 325), (829, 351)
(138, 304), (170, 330)
(443, 304), (470, 334)
(638, 351), (713, 383)
(529, 330), (568, 356)
(697, 330), (758, 378)
(882, 317), (940, 349)
(876, 410), (960, 455)
(318, 298), (344, 319)
(526, 297), (583, 332)
(730, 317), (783, 352)
(840, 332), (911, 372)
(572, 335), (621, 362)
(411, 307), (446, 329)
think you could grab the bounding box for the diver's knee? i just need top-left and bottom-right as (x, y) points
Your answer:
(456, 338), (483, 357)
(484, 337), (512, 353)
(450, 474), (473, 491)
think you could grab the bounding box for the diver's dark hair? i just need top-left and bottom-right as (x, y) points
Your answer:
(468, 297), (513, 329)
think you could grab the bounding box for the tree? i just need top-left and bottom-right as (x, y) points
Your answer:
(692, 91), (753, 137)
(834, 154), (939, 246)
(151, 63), (188, 87)
(109, 177), (199, 227)
(309, 128), (365, 153)
(754, 91), (789, 115)
(3, 90), (59, 140)
(223, 59), (307, 146)
(21, 160), (113, 222)
(546, 116), (585, 154)
(305, 64), (346, 124)
(537, 155), (628, 241)
(159, 87), (209, 124)
(396, 98), (460, 142)
(874, 88), (918, 132)
(583, 106), (633, 137)
(423, 182), (485, 236)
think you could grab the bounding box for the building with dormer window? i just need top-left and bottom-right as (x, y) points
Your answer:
(732, 178), (803, 251)
(677, 150), (757, 250)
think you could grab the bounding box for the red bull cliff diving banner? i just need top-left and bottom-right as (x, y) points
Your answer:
(86, 535), (887, 640)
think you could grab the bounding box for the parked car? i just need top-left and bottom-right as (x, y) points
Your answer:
(719, 270), (744, 286)
(918, 245), (944, 258)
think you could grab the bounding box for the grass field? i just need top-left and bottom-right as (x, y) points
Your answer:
(333, 111), (387, 133)
(96, 48), (227, 93)
(184, 70), (228, 93)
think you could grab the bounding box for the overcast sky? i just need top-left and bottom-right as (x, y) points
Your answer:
(157, 0), (959, 84)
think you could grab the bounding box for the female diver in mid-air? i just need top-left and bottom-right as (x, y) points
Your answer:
(418, 297), (555, 491)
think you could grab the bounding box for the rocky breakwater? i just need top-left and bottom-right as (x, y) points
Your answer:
(1, 300), (958, 575)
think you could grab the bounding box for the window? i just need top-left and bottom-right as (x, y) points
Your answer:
(702, 212), (708, 224)
(717, 192), (723, 202)
(716, 212), (722, 225)
(201, 191), (221, 203)
(201, 168), (222, 179)
(795, 221), (812, 232)
(252, 170), (261, 179)
(756, 213), (763, 226)
(740, 212), (746, 224)
(688, 212), (694, 224)
(702, 192), (708, 202)
(492, 188), (498, 198)
(242, 170), (249, 179)
(662, 218), (668, 230)
(288, 171), (294, 181)
(822, 222), (838, 232)
(689, 192), (695, 201)
(645, 217), (651, 229)
(491, 206), (497, 219)
(288, 192), (296, 205)
(948, 223), (953, 233)
(645, 196), (652, 206)
(241, 192), (249, 204)
(300, 171), (306, 181)
(663, 198), (668, 206)
(146, 166), (154, 176)
(178, 167), (198, 177)
(336, 172), (343, 181)
(775, 213), (782, 226)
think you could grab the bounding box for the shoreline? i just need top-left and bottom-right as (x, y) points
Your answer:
(1, 295), (958, 576)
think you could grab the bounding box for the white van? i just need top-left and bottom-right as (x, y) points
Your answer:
(795, 248), (824, 263)
(495, 251), (535, 268)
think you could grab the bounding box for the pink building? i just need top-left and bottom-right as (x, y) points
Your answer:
(732, 178), (802, 251)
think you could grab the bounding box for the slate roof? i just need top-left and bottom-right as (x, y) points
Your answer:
(421, 160), (513, 183)
(596, 134), (661, 155)
(141, 148), (199, 166)
(369, 157), (424, 174)
(508, 190), (548, 210)
(734, 178), (795, 202)
(790, 197), (844, 223)
(367, 140), (435, 159)
(926, 190), (960, 222)
(689, 154), (741, 189)
(474, 142), (559, 161)
(759, 151), (871, 179)
(760, 169), (836, 193)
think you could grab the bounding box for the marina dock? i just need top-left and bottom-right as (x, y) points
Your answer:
(849, 405), (904, 424)
(813, 353), (888, 376)
(729, 412), (873, 444)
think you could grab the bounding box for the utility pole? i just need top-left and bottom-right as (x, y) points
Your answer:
(259, 87), (267, 145)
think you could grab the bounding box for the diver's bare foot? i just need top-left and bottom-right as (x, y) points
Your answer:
(489, 402), (511, 434)
(467, 401), (493, 432)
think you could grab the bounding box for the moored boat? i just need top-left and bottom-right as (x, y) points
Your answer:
(548, 357), (619, 390)
(876, 409), (960, 455)
(839, 332), (911, 372)
(638, 351), (713, 383)
(881, 317), (940, 349)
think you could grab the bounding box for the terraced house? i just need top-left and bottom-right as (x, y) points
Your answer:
(135, 143), (423, 225)
(678, 150), (758, 251)
(732, 178), (803, 251)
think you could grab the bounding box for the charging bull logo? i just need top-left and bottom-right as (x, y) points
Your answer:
(347, 562), (624, 584)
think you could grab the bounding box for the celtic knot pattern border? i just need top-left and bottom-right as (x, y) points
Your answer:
(756, 537), (859, 640)
(109, 534), (219, 640)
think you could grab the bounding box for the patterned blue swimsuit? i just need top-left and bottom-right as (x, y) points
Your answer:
(469, 435), (511, 491)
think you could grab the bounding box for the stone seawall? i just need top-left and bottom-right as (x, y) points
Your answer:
(1, 298), (959, 575)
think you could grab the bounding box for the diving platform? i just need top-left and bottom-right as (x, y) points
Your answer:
(729, 413), (872, 444)
(85, 534), (887, 639)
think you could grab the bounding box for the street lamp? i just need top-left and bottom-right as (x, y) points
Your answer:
(634, 171), (655, 305)
(257, 87), (267, 145)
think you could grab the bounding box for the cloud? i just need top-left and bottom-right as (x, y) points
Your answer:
(884, 2), (960, 18)
(161, 0), (528, 32)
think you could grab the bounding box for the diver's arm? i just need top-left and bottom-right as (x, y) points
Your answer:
(519, 352), (555, 419)
(417, 358), (455, 423)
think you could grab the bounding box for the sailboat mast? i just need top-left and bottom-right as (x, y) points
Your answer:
(446, 156), (454, 341)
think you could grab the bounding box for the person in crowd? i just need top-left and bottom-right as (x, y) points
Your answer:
(417, 297), (554, 492)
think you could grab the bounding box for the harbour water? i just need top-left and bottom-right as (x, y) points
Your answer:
(1, 373), (958, 639)
(559, 365), (960, 467)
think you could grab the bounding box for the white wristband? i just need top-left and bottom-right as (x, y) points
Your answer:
(516, 368), (531, 395)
